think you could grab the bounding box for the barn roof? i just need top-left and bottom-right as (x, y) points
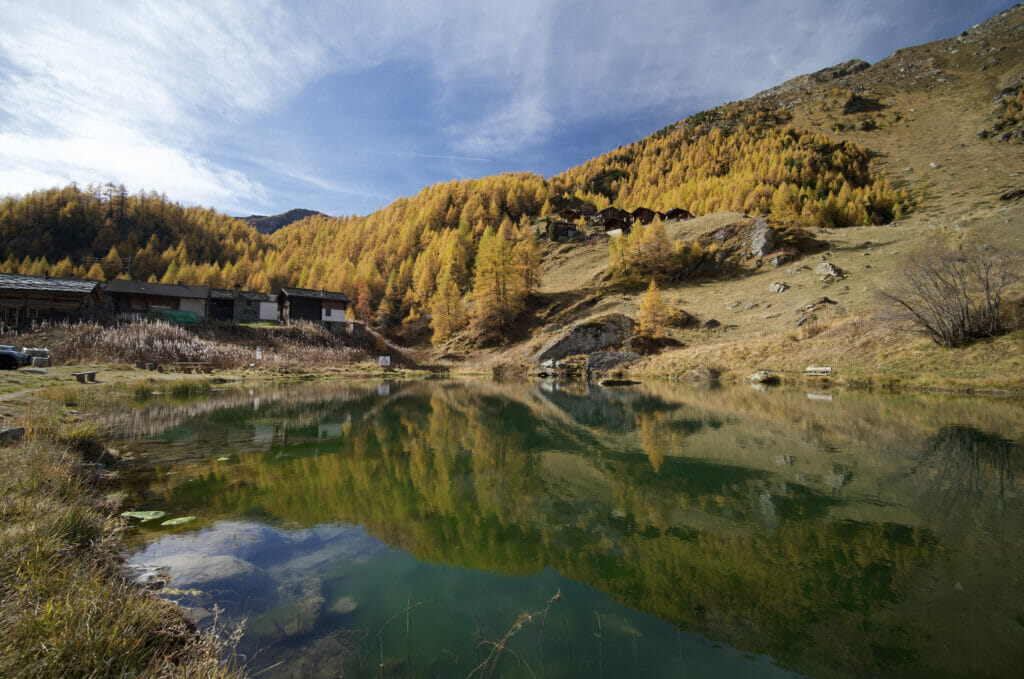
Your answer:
(104, 279), (210, 299)
(280, 286), (350, 303)
(0, 273), (101, 295)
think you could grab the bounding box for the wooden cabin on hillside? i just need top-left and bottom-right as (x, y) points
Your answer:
(664, 208), (693, 221)
(592, 207), (633, 226)
(601, 216), (633, 235)
(631, 207), (661, 225)
(278, 287), (350, 326)
(103, 280), (210, 322)
(0, 273), (102, 329)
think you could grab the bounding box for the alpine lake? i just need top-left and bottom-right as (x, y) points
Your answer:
(111, 378), (1024, 679)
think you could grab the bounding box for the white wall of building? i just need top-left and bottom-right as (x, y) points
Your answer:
(322, 306), (346, 322)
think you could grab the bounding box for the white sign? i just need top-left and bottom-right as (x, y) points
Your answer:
(255, 347), (263, 360)
(378, 355), (391, 367)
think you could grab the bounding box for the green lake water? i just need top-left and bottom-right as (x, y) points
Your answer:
(115, 379), (1024, 678)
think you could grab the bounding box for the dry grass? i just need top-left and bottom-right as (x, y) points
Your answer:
(0, 430), (245, 678)
(635, 313), (1024, 392)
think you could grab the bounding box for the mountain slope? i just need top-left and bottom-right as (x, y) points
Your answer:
(244, 208), (324, 235)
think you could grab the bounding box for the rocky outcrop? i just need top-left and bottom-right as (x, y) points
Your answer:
(534, 314), (635, 362)
(749, 217), (777, 258)
(816, 262), (843, 280)
(747, 370), (780, 385)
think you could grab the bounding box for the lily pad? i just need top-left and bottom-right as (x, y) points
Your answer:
(160, 516), (196, 527)
(121, 510), (167, 522)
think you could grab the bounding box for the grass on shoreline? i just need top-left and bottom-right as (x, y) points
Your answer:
(0, 417), (244, 678)
(632, 315), (1024, 394)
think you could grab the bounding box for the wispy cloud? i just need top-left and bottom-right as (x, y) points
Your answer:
(0, 0), (338, 211)
(0, 0), (1012, 214)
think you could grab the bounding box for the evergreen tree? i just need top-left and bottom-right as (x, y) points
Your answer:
(429, 269), (466, 345)
(638, 279), (670, 337)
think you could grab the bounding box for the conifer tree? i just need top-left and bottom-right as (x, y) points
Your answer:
(429, 269), (466, 345)
(85, 262), (105, 280)
(638, 279), (670, 337)
(469, 226), (526, 338)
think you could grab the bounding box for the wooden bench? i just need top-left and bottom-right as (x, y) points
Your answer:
(804, 366), (833, 377)
(71, 371), (97, 383)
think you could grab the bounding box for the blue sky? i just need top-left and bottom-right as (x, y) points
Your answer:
(0, 0), (1014, 217)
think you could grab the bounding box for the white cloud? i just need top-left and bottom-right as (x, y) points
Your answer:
(0, 0), (340, 210)
(0, 0), (1009, 211)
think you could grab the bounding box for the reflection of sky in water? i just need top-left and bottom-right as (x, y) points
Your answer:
(130, 520), (796, 679)
(117, 380), (1024, 679)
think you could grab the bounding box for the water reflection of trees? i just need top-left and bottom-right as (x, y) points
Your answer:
(918, 425), (1020, 515)
(125, 382), (1016, 678)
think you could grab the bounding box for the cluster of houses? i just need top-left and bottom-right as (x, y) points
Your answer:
(0, 273), (351, 331)
(536, 202), (693, 242)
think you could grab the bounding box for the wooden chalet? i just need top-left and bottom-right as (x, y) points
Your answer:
(278, 287), (350, 326)
(592, 207), (633, 226)
(0, 273), (102, 328)
(664, 207), (693, 221)
(104, 280), (210, 322)
(556, 207), (584, 222)
(210, 287), (279, 323)
(631, 207), (660, 225)
(601, 216), (633, 235)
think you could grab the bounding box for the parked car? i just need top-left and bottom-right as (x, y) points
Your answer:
(0, 345), (30, 370)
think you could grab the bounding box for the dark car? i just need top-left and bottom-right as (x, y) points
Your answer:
(0, 345), (30, 370)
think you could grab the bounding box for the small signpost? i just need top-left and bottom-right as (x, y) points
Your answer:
(378, 355), (391, 368)
(255, 347), (263, 361)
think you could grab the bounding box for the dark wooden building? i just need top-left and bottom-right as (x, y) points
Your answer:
(602, 216), (633, 235)
(103, 280), (210, 322)
(592, 207), (634, 226)
(278, 287), (350, 326)
(210, 287), (279, 323)
(556, 207), (583, 222)
(0, 273), (102, 328)
(664, 208), (693, 221)
(631, 207), (660, 225)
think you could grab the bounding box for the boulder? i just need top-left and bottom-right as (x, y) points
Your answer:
(669, 308), (699, 328)
(0, 427), (25, 445)
(768, 281), (789, 293)
(816, 262), (843, 280)
(749, 217), (777, 258)
(700, 318), (721, 330)
(747, 371), (780, 385)
(534, 314), (636, 362)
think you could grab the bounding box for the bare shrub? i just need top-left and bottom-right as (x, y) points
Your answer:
(58, 320), (239, 368)
(880, 241), (1022, 348)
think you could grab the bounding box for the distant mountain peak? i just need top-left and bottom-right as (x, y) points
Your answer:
(244, 208), (323, 234)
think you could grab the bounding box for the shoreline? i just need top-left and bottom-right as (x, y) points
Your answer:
(0, 397), (246, 677)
